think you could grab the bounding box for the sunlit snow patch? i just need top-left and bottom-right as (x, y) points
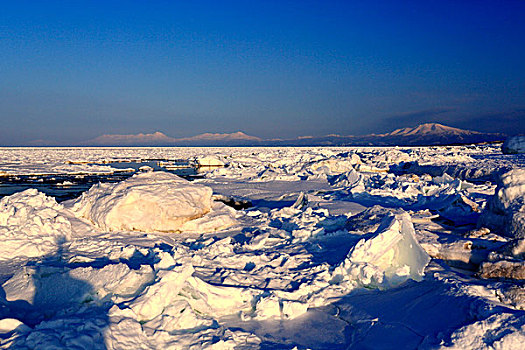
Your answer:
(65, 171), (236, 233)
(334, 212), (430, 289)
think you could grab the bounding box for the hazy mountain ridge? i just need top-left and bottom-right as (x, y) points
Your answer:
(86, 131), (261, 146)
(83, 123), (504, 146)
(177, 131), (262, 142)
(88, 132), (175, 145)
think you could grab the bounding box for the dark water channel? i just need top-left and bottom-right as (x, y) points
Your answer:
(0, 161), (199, 202)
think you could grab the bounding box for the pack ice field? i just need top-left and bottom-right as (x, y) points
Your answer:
(0, 144), (524, 349)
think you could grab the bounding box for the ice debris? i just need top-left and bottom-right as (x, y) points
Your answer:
(328, 168), (364, 192)
(303, 157), (358, 176)
(0, 318), (29, 334)
(478, 260), (525, 280)
(1, 145), (525, 348)
(446, 313), (525, 349)
(128, 264), (195, 321)
(2, 263), (154, 310)
(0, 189), (73, 259)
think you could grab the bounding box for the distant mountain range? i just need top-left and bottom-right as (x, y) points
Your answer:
(271, 123), (505, 146)
(87, 131), (261, 146)
(83, 123), (505, 147)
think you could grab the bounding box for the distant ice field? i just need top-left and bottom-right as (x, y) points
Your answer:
(0, 149), (200, 201)
(0, 144), (524, 349)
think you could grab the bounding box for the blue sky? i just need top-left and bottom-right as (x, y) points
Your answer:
(1, 0), (524, 144)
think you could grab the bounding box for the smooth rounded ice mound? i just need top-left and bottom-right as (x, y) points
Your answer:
(66, 172), (222, 232)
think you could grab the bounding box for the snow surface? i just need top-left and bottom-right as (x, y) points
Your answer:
(0, 145), (524, 349)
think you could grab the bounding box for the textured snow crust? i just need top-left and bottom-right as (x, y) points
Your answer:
(0, 189), (74, 259)
(0, 145), (524, 349)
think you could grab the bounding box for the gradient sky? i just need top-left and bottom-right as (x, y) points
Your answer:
(1, 0), (524, 145)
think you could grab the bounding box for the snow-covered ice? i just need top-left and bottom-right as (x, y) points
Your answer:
(194, 155), (226, 167)
(0, 144), (524, 349)
(479, 168), (525, 239)
(334, 212), (430, 289)
(64, 172), (236, 233)
(0, 189), (75, 259)
(503, 136), (525, 154)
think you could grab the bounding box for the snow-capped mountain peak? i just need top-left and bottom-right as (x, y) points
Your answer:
(386, 123), (479, 137)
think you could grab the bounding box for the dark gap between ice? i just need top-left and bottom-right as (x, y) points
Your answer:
(0, 161), (201, 202)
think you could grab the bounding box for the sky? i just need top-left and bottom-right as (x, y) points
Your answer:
(1, 0), (524, 145)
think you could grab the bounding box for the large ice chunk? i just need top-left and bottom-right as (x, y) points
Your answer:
(334, 212), (430, 289)
(305, 158), (355, 175)
(328, 168), (364, 192)
(479, 168), (525, 238)
(128, 264), (195, 321)
(66, 172), (215, 232)
(502, 136), (525, 154)
(195, 155), (226, 167)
